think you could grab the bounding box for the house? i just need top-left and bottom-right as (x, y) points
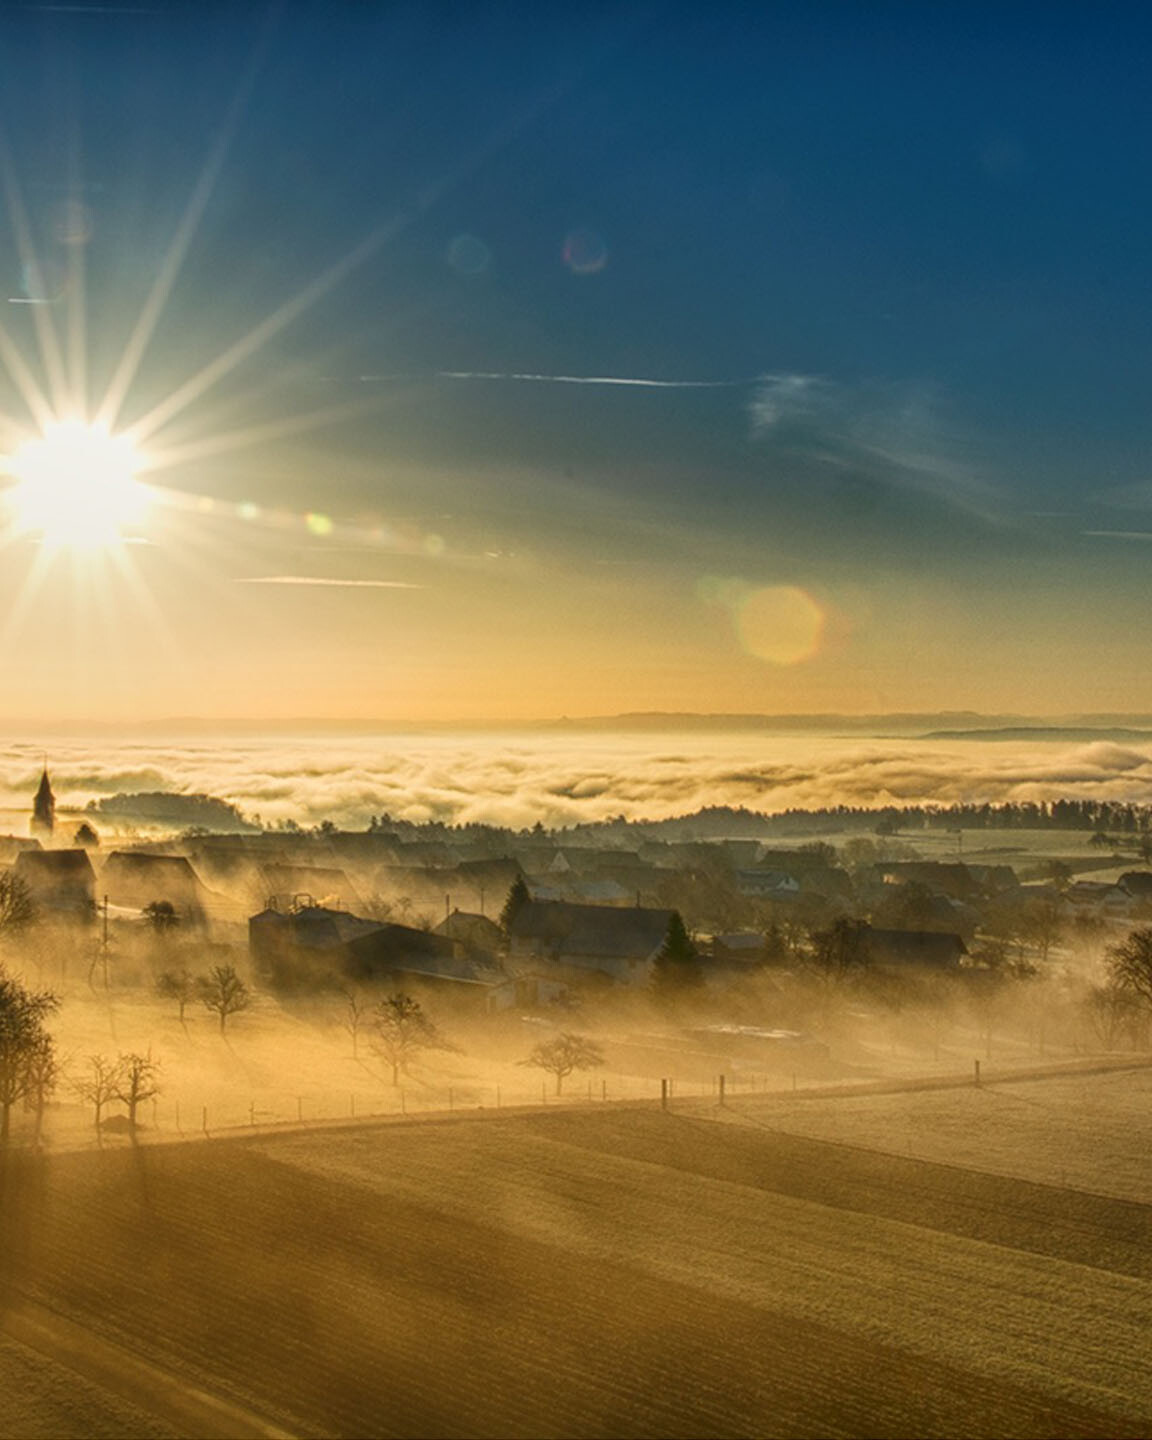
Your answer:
(100, 851), (209, 924)
(736, 869), (801, 899)
(434, 908), (504, 957)
(865, 927), (968, 971)
(259, 863), (364, 912)
(13, 848), (96, 921)
(871, 862), (980, 902)
(1119, 872), (1152, 910)
(249, 902), (499, 1004)
(508, 900), (674, 987)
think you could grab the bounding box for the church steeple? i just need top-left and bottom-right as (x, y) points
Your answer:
(32, 766), (55, 840)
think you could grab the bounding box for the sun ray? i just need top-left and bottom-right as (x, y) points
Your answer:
(0, 133), (69, 416)
(0, 321), (57, 435)
(122, 73), (574, 448)
(64, 138), (88, 419)
(135, 396), (393, 476)
(95, 21), (272, 434)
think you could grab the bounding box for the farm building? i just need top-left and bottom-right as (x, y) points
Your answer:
(100, 851), (209, 924)
(435, 908), (504, 957)
(259, 862), (364, 913)
(508, 900), (674, 987)
(866, 927), (968, 971)
(13, 847), (96, 921)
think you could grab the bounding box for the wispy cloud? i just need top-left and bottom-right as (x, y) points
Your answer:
(748, 373), (1003, 525)
(355, 370), (750, 390)
(1083, 530), (1152, 542)
(235, 576), (424, 589)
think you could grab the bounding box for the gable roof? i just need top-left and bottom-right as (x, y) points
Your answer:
(14, 848), (95, 883)
(510, 900), (674, 960)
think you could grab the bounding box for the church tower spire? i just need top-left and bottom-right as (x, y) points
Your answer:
(32, 765), (55, 841)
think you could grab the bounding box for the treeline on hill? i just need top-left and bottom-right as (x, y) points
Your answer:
(358, 799), (1152, 844)
(89, 793), (1152, 844)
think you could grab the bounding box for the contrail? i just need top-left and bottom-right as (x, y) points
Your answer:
(355, 370), (754, 389)
(235, 576), (424, 589)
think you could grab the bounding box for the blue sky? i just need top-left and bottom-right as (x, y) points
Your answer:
(0, 3), (1151, 720)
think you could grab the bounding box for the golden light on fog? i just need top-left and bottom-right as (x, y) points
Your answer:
(5, 420), (149, 550)
(736, 584), (825, 665)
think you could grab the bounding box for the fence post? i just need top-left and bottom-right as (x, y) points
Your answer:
(202, 1105), (208, 1135)
(661, 1078), (668, 1111)
(974, 1058), (981, 1087)
(249, 1101), (255, 1127)
(718, 1074), (726, 1107)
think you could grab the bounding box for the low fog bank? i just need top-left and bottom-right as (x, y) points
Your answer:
(0, 868), (1143, 1153)
(5, 731), (1152, 831)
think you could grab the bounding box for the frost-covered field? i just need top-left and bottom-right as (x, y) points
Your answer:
(3, 1105), (1149, 1438)
(707, 1063), (1152, 1203)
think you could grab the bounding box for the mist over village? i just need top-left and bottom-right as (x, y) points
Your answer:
(8, 3), (1152, 1439)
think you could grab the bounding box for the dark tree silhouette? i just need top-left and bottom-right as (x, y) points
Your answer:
(807, 917), (873, 986)
(499, 876), (531, 939)
(520, 1032), (604, 1094)
(198, 964), (251, 1034)
(114, 1052), (161, 1132)
(0, 970), (57, 1144)
(23, 1032), (59, 1146)
(0, 874), (38, 939)
(1107, 928), (1152, 1008)
(143, 900), (180, 932)
(652, 911), (702, 995)
(72, 1054), (122, 1134)
(371, 993), (451, 1085)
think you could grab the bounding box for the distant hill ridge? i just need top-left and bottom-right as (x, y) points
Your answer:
(922, 728), (1152, 743)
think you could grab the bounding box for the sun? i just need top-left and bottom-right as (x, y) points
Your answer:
(4, 420), (149, 550)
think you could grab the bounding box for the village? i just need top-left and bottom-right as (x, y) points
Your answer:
(3, 764), (1151, 1129)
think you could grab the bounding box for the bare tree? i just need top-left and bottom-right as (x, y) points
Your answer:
(1085, 982), (1144, 1049)
(23, 1033), (61, 1145)
(520, 1032), (604, 1095)
(0, 873), (38, 941)
(72, 1054), (124, 1134)
(114, 1052), (161, 1132)
(807, 917), (873, 989)
(156, 968), (195, 1023)
(198, 964), (251, 1034)
(340, 987), (370, 1059)
(1107, 928), (1152, 1010)
(370, 993), (451, 1085)
(0, 970), (58, 1144)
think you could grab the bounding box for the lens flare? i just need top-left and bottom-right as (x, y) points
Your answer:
(562, 228), (607, 275)
(735, 585), (825, 665)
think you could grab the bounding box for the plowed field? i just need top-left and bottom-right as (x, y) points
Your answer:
(2, 1105), (1150, 1438)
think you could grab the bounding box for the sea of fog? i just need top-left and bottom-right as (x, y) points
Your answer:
(2, 729), (1152, 834)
